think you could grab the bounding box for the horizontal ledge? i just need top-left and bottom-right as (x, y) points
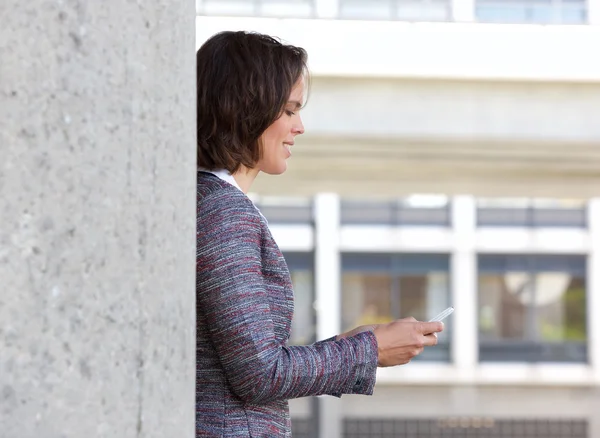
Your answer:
(270, 225), (315, 251)
(376, 363), (599, 386)
(308, 69), (600, 84)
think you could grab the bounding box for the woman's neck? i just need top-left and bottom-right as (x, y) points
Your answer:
(232, 165), (260, 194)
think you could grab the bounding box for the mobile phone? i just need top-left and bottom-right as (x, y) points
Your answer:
(429, 306), (454, 322)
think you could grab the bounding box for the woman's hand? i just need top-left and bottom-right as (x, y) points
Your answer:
(373, 317), (443, 367)
(337, 317), (444, 367)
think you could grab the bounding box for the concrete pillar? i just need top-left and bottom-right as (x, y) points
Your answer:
(451, 196), (478, 376)
(0, 1), (196, 437)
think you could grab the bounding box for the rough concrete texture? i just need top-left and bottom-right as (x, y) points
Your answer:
(0, 1), (196, 436)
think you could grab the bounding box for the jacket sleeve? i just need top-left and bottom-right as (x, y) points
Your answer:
(197, 193), (379, 405)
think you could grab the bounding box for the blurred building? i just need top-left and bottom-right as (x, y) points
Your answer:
(196, 1), (600, 437)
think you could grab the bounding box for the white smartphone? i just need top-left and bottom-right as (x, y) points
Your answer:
(429, 306), (454, 322)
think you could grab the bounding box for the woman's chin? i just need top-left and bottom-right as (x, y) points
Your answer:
(262, 162), (288, 176)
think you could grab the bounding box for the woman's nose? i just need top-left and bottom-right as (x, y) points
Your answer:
(293, 117), (305, 135)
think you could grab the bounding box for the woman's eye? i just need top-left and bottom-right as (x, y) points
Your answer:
(285, 110), (296, 116)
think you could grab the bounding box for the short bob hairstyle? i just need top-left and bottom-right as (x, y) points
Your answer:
(197, 31), (309, 174)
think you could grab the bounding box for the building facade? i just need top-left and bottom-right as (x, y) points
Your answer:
(196, 1), (600, 436)
(260, 194), (600, 438)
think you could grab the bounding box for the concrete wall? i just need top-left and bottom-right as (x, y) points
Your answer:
(252, 136), (600, 198)
(0, 1), (196, 437)
(302, 77), (600, 143)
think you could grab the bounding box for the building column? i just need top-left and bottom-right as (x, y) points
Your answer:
(451, 196), (478, 378)
(452, 0), (476, 21)
(588, 0), (600, 25)
(1, 1), (196, 436)
(315, 0), (340, 19)
(314, 193), (343, 438)
(589, 388), (600, 438)
(582, 199), (600, 438)
(314, 192), (342, 342)
(588, 199), (600, 383)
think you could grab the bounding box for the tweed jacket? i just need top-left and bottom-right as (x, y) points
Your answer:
(196, 171), (379, 437)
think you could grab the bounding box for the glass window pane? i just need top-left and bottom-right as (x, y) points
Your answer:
(475, 0), (587, 24)
(536, 275), (586, 342)
(285, 252), (315, 346)
(342, 273), (394, 333)
(343, 253), (392, 273)
(479, 274), (529, 342)
(399, 274), (449, 321)
(533, 256), (586, 275)
(289, 270), (315, 345)
(342, 254), (451, 361)
(400, 273), (451, 361)
(478, 255), (587, 362)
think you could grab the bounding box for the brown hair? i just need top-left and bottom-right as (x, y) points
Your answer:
(197, 31), (308, 173)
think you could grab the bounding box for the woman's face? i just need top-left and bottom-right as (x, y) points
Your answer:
(257, 80), (305, 175)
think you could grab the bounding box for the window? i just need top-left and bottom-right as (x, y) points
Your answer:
(197, 0), (316, 18)
(254, 196), (313, 225)
(476, 197), (587, 228)
(342, 253), (451, 361)
(476, 0), (587, 24)
(339, 0), (451, 21)
(478, 255), (587, 362)
(284, 252), (316, 346)
(341, 196), (451, 226)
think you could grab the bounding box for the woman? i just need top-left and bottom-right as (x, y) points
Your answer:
(196, 31), (443, 437)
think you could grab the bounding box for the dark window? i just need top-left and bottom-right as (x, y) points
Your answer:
(341, 198), (451, 226)
(478, 254), (587, 362)
(285, 252), (316, 346)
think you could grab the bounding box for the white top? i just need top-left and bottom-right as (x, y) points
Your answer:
(198, 168), (243, 193)
(198, 168), (268, 224)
